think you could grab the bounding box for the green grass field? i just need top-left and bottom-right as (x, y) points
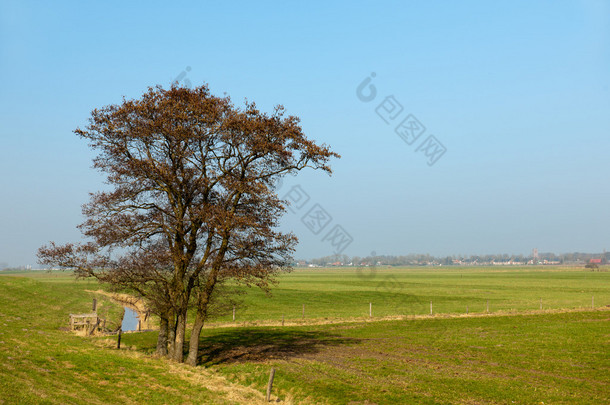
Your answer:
(0, 267), (608, 404)
(212, 266), (610, 323)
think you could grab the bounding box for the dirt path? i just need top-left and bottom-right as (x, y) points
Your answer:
(92, 342), (309, 404)
(165, 361), (302, 404)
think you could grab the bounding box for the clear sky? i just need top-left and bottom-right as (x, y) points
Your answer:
(1, 1), (609, 267)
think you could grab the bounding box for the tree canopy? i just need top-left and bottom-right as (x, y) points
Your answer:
(38, 84), (339, 365)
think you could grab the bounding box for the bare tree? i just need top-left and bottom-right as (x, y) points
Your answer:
(38, 84), (339, 365)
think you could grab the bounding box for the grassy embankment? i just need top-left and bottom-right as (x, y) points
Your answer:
(0, 273), (266, 404)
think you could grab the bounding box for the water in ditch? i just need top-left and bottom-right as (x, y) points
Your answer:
(121, 307), (139, 331)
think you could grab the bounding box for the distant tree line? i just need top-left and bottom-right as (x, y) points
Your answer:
(304, 252), (610, 267)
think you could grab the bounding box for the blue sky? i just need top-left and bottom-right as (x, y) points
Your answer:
(1, 1), (609, 266)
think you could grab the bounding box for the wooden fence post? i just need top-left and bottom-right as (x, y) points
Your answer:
(92, 298), (97, 312)
(430, 301), (432, 315)
(486, 300), (489, 313)
(266, 368), (276, 402)
(233, 305), (236, 322)
(540, 298), (542, 310)
(117, 329), (122, 349)
(369, 302), (372, 318)
(281, 314), (284, 326)
(89, 317), (101, 336)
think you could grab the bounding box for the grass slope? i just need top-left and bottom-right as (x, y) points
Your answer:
(0, 274), (264, 404)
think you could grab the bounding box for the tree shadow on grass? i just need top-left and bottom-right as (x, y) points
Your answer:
(198, 328), (359, 366)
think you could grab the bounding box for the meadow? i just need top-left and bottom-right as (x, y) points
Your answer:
(0, 267), (608, 404)
(211, 266), (610, 323)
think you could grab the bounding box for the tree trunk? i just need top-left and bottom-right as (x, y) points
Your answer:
(172, 311), (187, 362)
(156, 316), (169, 356)
(167, 312), (177, 359)
(186, 308), (205, 366)
(185, 262), (223, 366)
(186, 286), (216, 366)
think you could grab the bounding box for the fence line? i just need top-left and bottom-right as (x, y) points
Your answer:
(225, 296), (605, 324)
